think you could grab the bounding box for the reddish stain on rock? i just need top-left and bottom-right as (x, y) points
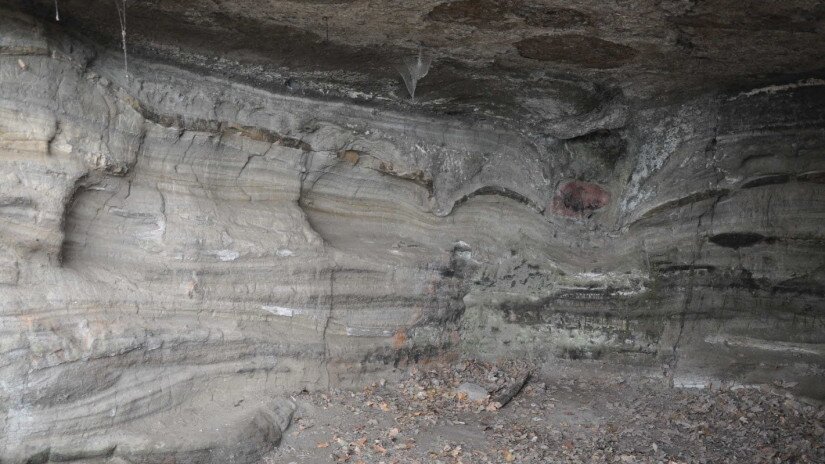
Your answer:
(550, 181), (610, 217)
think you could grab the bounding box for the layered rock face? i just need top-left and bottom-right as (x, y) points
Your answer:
(0, 7), (823, 463)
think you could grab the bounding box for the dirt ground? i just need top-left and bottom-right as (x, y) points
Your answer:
(262, 359), (825, 464)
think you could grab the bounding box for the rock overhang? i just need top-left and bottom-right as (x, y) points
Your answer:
(8, 0), (825, 133)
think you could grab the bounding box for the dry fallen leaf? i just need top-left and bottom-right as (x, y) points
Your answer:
(503, 449), (515, 462)
(372, 444), (387, 454)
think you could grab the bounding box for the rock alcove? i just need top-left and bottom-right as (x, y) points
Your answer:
(1, 1), (824, 462)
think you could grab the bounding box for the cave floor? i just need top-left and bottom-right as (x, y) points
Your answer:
(264, 360), (824, 464)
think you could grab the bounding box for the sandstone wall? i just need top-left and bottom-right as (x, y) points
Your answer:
(0, 10), (823, 463)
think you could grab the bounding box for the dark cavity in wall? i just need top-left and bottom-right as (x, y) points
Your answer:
(708, 232), (765, 249)
(740, 174), (792, 189)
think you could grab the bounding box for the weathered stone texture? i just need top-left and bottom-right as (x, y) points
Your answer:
(0, 6), (823, 463)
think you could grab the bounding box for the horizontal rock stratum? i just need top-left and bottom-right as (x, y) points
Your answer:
(0, 5), (823, 463)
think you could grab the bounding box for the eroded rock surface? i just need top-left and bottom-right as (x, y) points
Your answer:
(0, 5), (823, 463)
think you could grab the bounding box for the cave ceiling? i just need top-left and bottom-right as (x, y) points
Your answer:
(9, 0), (825, 135)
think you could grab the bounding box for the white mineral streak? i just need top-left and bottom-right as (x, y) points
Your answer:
(262, 305), (299, 317)
(729, 77), (825, 100)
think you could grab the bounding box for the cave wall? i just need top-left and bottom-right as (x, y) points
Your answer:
(0, 9), (823, 463)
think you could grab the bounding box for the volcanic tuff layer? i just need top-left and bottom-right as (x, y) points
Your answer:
(0, 3), (824, 463)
